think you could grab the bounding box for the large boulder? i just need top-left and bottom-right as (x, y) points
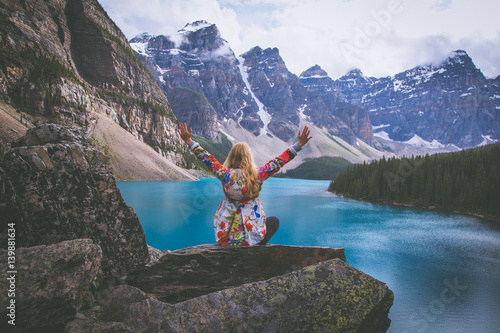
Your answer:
(0, 124), (149, 276)
(0, 239), (102, 332)
(75, 257), (392, 332)
(66, 244), (392, 332)
(129, 244), (346, 303)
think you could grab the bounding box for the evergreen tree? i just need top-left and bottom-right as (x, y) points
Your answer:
(329, 143), (500, 218)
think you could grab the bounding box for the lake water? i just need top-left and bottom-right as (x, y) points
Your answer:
(118, 178), (500, 332)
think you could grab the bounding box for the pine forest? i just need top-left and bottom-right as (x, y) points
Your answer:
(329, 143), (500, 219)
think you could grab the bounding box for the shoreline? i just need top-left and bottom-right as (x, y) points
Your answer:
(330, 191), (500, 223)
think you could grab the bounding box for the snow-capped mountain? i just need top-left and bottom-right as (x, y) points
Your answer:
(130, 21), (499, 162)
(130, 22), (261, 140)
(298, 65), (373, 146)
(130, 21), (373, 145)
(129, 21), (381, 165)
(334, 50), (500, 148)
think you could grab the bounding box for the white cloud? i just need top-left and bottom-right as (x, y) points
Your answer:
(99, 0), (241, 46)
(99, 0), (500, 79)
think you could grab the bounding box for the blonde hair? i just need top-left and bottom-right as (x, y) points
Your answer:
(224, 143), (260, 198)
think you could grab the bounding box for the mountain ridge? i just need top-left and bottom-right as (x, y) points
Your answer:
(130, 21), (498, 161)
(333, 50), (500, 148)
(130, 21), (384, 166)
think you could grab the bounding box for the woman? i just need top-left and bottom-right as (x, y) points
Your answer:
(178, 123), (311, 246)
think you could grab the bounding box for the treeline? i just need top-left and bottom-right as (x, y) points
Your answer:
(329, 143), (500, 218)
(278, 156), (352, 180)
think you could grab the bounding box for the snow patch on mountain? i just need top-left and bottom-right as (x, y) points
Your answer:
(179, 20), (213, 33)
(373, 131), (392, 141)
(130, 41), (149, 56)
(298, 104), (310, 120)
(237, 56), (272, 135)
(372, 124), (391, 131)
(404, 134), (445, 149)
(478, 135), (497, 146)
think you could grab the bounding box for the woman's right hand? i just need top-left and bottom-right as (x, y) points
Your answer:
(178, 123), (193, 145)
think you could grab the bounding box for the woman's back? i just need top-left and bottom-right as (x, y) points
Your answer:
(178, 123), (311, 246)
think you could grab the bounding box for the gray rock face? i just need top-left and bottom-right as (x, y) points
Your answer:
(334, 50), (500, 148)
(0, 239), (102, 332)
(299, 65), (374, 145)
(90, 257), (392, 333)
(128, 244), (346, 303)
(0, 124), (149, 276)
(240, 46), (302, 141)
(0, 0), (186, 163)
(131, 21), (262, 139)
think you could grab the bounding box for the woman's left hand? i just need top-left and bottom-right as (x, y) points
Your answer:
(178, 123), (193, 145)
(298, 126), (312, 147)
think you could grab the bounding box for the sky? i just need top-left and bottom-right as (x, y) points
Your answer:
(99, 0), (500, 80)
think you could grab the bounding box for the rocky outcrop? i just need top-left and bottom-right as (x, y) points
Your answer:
(66, 251), (392, 333)
(128, 244), (347, 303)
(0, 124), (149, 276)
(0, 0), (187, 165)
(62, 244), (393, 332)
(334, 51), (500, 148)
(0, 239), (102, 332)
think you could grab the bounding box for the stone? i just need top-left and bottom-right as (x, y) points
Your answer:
(100, 258), (393, 332)
(129, 244), (346, 304)
(65, 318), (133, 333)
(146, 245), (167, 266)
(11, 123), (86, 148)
(0, 239), (102, 332)
(0, 124), (149, 276)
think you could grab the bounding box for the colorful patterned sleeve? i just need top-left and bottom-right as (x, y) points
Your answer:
(189, 141), (228, 180)
(258, 143), (302, 182)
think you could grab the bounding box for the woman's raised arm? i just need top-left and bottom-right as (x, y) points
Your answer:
(178, 123), (227, 180)
(258, 126), (312, 181)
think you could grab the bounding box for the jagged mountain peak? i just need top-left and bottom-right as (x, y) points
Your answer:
(443, 49), (476, 68)
(179, 20), (215, 33)
(129, 32), (153, 43)
(176, 21), (229, 55)
(240, 46), (289, 75)
(346, 68), (364, 76)
(242, 46), (281, 59)
(448, 49), (470, 59)
(299, 65), (336, 95)
(337, 68), (374, 87)
(130, 20), (234, 61)
(339, 68), (368, 80)
(300, 65), (328, 78)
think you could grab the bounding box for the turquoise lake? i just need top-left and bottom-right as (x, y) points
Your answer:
(118, 178), (500, 332)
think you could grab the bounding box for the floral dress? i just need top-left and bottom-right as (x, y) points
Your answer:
(189, 141), (302, 246)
